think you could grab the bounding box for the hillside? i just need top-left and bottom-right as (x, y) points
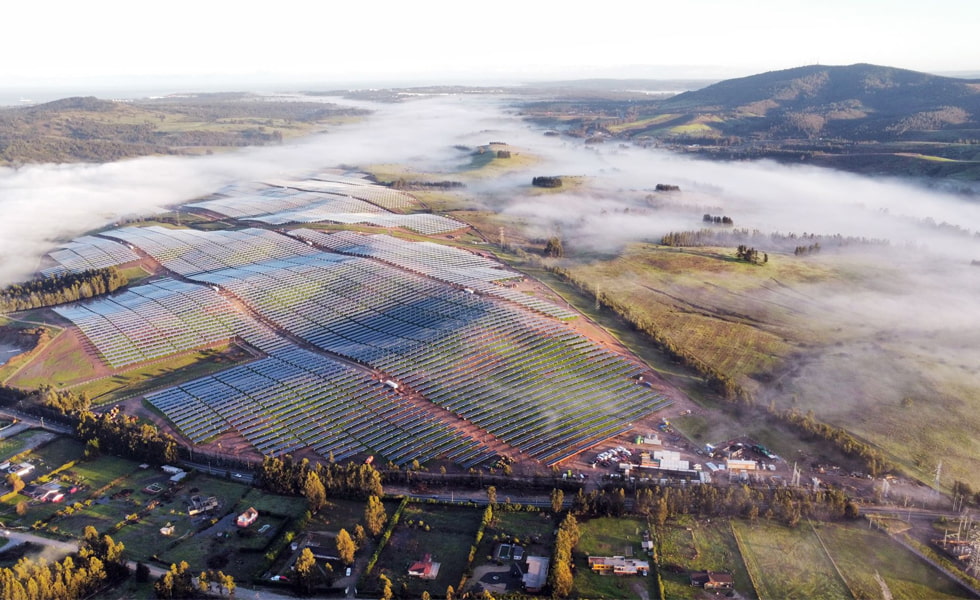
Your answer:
(659, 63), (980, 141)
(0, 93), (368, 164)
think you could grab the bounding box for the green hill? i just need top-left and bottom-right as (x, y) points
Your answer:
(658, 63), (980, 141)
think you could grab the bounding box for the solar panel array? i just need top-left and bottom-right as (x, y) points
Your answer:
(42, 235), (141, 276)
(187, 189), (385, 220)
(293, 229), (578, 320)
(261, 177), (418, 211)
(145, 347), (492, 465)
(183, 243), (667, 466)
(101, 226), (318, 276)
(187, 180), (464, 234)
(59, 225), (668, 467)
(52, 278), (259, 368)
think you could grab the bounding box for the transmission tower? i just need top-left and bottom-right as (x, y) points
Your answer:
(498, 227), (505, 247)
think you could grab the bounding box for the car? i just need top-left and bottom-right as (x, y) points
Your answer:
(232, 473), (246, 479)
(345, 567), (352, 577)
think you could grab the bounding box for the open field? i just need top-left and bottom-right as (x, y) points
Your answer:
(574, 516), (656, 600)
(6, 326), (104, 388)
(732, 520), (970, 600)
(551, 242), (980, 488)
(659, 517), (757, 600)
(732, 520), (853, 599)
(373, 502), (483, 597)
(817, 522), (969, 599)
(74, 343), (253, 404)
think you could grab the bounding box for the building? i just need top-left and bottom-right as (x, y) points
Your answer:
(522, 556), (550, 593)
(8, 462), (34, 477)
(408, 554), (440, 580)
(588, 556), (650, 576)
(691, 571), (735, 590)
(725, 459), (758, 472)
(236, 507), (259, 527)
(187, 495), (219, 516)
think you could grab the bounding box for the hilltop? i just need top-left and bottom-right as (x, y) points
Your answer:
(521, 64), (980, 180)
(0, 93), (368, 164)
(659, 63), (980, 141)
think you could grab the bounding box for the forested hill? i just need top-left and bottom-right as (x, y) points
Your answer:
(0, 93), (369, 164)
(658, 63), (980, 141)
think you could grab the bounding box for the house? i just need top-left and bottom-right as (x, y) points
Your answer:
(8, 462), (34, 477)
(691, 571), (735, 590)
(408, 554), (440, 580)
(522, 556), (550, 592)
(187, 495), (219, 516)
(588, 556), (650, 576)
(236, 507), (259, 527)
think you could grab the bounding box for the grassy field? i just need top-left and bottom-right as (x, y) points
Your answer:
(6, 328), (100, 388)
(817, 522), (969, 599)
(574, 516), (656, 600)
(373, 502), (483, 597)
(75, 343), (252, 404)
(732, 520), (970, 600)
(732, 520), (852, 600)
(659, 517), (757, 600)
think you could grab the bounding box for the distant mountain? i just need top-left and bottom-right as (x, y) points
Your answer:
(654, 63), (980, 141)
(0, 94), (368, 165)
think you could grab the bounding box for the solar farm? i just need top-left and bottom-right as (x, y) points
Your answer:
(47, 180), (670, 468)
(186, 176), (467, 234)
(41, 235), (141, 276)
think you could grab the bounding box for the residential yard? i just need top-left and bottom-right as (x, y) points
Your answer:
(372, 502), (483, 598)
(574, 516), (657, 600)
(659, 516), (756, 599)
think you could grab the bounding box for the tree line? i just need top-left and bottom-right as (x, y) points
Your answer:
(660, 227), (889, 253)
(544, 266), (896, 477)
(0, 267), (128, 314)
(258, 454), (383, 499)
(0, 526), (127, 600)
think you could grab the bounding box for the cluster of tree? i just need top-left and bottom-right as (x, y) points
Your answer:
(32, 385), (91, 415)
(779, 409), (892, 476)
(660, 228), (889, 252)
(531, 176), (563, 188)
(153, 561), (233, 599)
(389, 179), (464, 190)
(655, 184), (681, 192)
(543, 236), (564, 258)
(75, 409), (180, 466)
(0, 527), (127, 600)
(794, 243), (822, 256)
(548, 513), (580, 597)
(735, 244), (768, 264)
(0, 267), (127, 313)
(258, 455), (383, 499)
(703, 213), (734, 225)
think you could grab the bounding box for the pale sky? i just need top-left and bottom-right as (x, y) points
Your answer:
(4, 0), (979, 88)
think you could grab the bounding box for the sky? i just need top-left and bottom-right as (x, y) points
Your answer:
(4, 0), (980, 91)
